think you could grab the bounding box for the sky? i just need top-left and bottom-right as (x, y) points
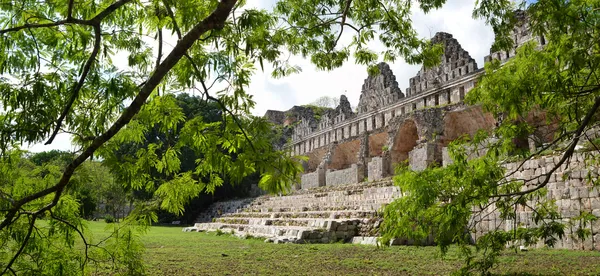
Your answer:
(26, 0), (495, 153)
(246, 0), (495, 115)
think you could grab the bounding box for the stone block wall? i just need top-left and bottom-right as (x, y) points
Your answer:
(441, 147), (451, 167)
(368, 156), (389, 181)
(301, 168), (325, 189)
(326, 164), (364, 186)
(473, 153), (600, 250)
(406, 32), (477, 97)
(409, 143), (438, 171)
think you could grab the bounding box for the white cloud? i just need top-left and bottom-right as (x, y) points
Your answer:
(25, 133), (76, 152)
(247, 0), (495, 116)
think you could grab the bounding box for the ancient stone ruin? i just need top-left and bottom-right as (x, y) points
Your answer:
(186, 15), (599, 250)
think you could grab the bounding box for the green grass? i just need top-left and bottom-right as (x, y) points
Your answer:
(87, 221), (600, 275)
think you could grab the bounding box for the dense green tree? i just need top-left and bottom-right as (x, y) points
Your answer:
(110, 93), (261, 223)
(0, 150), (143, 274)
(28, 150), (74, 167)
(70, 160), (127, 220)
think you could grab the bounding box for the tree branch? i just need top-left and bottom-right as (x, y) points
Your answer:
(162, 0), (183, 39)
(0, 0), (133, 34)
(0, 0), (238, 232)
(156, 27), (163, 70)
(1, 215), (36, 275)
(67, 0), (75, 19)
(88, 0), (134, 25)
(334, 0), (352, 47)
(45, 25), (101, 145)
(0, 19), (88, 34)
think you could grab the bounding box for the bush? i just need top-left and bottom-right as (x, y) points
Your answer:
(104, 215), (116, 223)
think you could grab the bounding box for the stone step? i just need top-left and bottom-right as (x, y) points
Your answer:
(260, 187), (400, 202)
(187, 221), (359, 243)
(221, 210), (379, 220)
(194, 179), (397, 221)
(257, 191), (399, 203)
(253, 199), (396, 207)
(215, 217), (366, 228)
(294, 178), (395, 194)
(244, 200), (393, 212)
(189, 178), (399, 243)
(241, 204), (387, 213)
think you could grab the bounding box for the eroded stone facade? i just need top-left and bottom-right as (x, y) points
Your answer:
(267, 29), (508, 189)
(357, 62), (404, 114)
(407, 32), (478, 97)
(263, 11), (548, 190)
(186, 12), (600, 249)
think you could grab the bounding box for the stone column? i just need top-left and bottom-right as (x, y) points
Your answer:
(408, 142), (440, 171)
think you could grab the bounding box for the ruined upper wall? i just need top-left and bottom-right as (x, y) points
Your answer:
(484, 10), (545, 63)
(289, 95), (355, 141)
(287, 105), (324, 141)
(357, 62), (404, 114)
(406, 32), (478, 97)
(264, 110), (286, 125)
(265, 11), (536, 152)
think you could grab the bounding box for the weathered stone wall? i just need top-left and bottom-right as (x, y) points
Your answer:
(471, 153), (600, 250)
(441, 105), (496, 145)
(270, 16), (546, 191)
(326, 164), (363, 186)
(368, 156), (389, 181)
(406, 32), (478, 97)
(408, 143), (438, 171)
(329, 139), (360, 170)
(368, 131), (388, 157)
(484, 10), (545, 64)
(301, 168), (325, 189)
(357, 62), (404, 114)
(388, 119), (420, 171)
(306, 147), (328, 172)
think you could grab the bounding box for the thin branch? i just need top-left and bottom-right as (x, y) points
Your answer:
(334, 0), (352, 47)
(45, 25), (101, 145)
(1, 215), (36, 275)
(25, 25), (41, 74)
(183, 52), (258, 152)
(49, 212), (90, 270)
(0, 0), (133, 34)
(162, 0), (182, 39)
(0, 19), (88, 34)
(156, 27), (163, 70)
(67, 0), (75, 19)
(87, 0), (134, 25)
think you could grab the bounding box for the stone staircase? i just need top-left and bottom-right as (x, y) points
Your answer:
(184, 178), (400, 244)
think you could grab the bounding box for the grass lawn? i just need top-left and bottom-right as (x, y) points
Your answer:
(87, 221), (600, 275)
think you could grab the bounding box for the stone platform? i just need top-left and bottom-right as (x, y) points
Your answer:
(184, 179), (399, 244)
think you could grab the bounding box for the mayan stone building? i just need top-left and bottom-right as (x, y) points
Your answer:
(187, 12), (599, 250)
(265, 25), (543, 190)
